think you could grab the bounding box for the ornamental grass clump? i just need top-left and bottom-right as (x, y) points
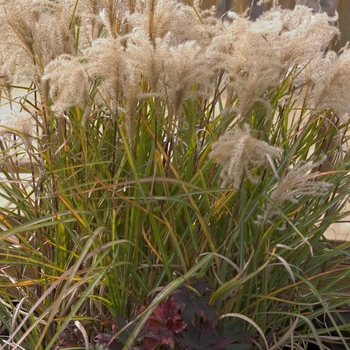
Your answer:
(1, 1), (350, 349)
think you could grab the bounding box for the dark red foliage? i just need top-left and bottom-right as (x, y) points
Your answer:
(54, 278), (254, 350)
(94, 316), (130, 350)
(53, 321), (89, 349)
(175, 321), (229, 350)
(139, 298), (185, 349)
(94, 331), (124, 350)
(171, 279), (217, 325)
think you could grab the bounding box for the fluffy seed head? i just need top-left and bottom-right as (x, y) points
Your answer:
(42, 55), (89, 112)
(270, 158), (332, 206)
(210, 124), (281, 189)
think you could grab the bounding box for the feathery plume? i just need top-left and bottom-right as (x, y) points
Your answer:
(255, 158), (332, 225)
(0, 111), (34, 150)
(270, 158), (332, 206)
(84, 38), (129, 109)
(127, 0), (216, 47)
(0, 0), (76, 84)
(42, 55), (90, 113)
(313, 47), (350, 120)
(161, 40), (213, 116)
(294, 45), (350, 120)
(126, 30), (215, 117)
(277, 5), (338, 65)
(208, 5), (339, 116)
(210, 124), (281, 189)
(125, 29), (164, 93)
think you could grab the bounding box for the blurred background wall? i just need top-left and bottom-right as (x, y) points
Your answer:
(183, 0), (338, 19)
(216, 0), (338, 19)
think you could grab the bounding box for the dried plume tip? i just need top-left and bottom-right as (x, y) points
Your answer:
(210, 124), (281, 189)
(258, 158), (333, 224)
(42, 54), (89, 113)
(0, 110), (34, 150)
(313, 46), (350, 120)
(270, 157), (332, 206)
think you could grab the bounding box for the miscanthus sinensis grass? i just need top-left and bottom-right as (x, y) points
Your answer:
(1, 1), (350, 349)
